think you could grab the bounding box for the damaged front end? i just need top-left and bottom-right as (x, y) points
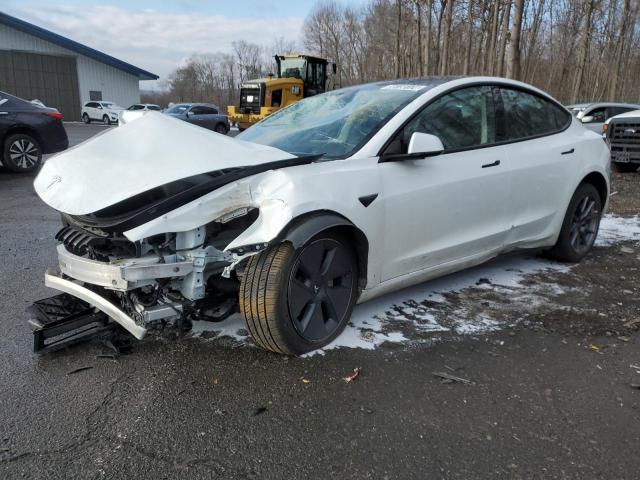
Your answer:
(29, 112), (314, 352)
(32, 205), (261, 352)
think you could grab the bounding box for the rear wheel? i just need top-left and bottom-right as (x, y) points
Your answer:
(239, 233), (358, 355)
(102, 115), (110, 125)
(214, 123), (227, 135)
(547, 183), (602, 262)
(82, 113), (91, 124)
(614, 162), (638, 173)
(3, 133), (42, 172)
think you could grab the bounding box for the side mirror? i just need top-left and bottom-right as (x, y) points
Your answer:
(407, 132), (445, 156)
(97, 105), (103, 109)
(581, 115), (594, 123)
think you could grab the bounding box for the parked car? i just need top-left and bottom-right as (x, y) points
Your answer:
(126, 103), (161, 112)
(81, 101), (124, 125)
(567, 102), (640, 133)
(0, 90), (68, 173)
(604, 108), (640, 172)
(33, 77), (609, 355)
(119, 104), (162, 125)
(165, 103), (229, 134)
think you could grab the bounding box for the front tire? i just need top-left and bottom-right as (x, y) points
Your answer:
(614, 162), (638, 173)
(239, 233), (358, 355)
(3, 133), (42, 172)
(102, 115), (110, 125)
(547, 183), (602, 262)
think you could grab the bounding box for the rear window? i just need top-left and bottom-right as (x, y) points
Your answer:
(500, 88), (570, 141)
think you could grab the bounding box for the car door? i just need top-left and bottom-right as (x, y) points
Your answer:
(379, 85), (512, 281)
(498, 87), (575, 245)
(188, 106), (218, 130)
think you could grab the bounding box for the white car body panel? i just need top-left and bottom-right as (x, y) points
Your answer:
(34, 112), (294, 215)
(36, 77), (612, 313)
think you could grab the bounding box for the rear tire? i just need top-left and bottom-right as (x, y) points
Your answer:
(82, 113), (91, 124)
(613, 162), (638, 173)
(102, 115), (110, 125)
(3, 133), (42, 173)
(214, 123), (227, 135)
(239, 233), (358, 355)
(547, 183), (602, 262)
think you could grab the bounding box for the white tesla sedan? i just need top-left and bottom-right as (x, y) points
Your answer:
(33, 77), (610, 355)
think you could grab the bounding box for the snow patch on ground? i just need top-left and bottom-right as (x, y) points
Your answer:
(596, 215), (640, 246)
(192, 214), (640, 353)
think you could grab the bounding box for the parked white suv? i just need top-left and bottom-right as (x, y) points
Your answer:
(81, 101), (124, 125)
(118, 104), (162, 125)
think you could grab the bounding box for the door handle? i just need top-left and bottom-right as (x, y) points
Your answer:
(482, 160), (500, 168)
(561, 148), (575, 155)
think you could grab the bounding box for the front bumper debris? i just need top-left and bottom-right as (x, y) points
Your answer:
(43, 268), (147, 340)
(28, 293), (113, 354)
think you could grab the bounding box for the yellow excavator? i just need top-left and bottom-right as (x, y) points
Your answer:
(227, 54), (334, 130)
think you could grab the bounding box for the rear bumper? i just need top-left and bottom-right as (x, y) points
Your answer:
(44, 268), (146, 340)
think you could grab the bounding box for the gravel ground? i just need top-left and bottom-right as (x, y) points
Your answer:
(1, 124), (639, 479)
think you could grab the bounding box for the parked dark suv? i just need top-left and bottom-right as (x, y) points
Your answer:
(0, 91), (68, 173)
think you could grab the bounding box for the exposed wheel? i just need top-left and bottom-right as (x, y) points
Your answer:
(3, 133), (42, 172)
(613, 162), (638, 173)
(214, 123), (227, 135)
(238, 127), (246, 132)
(239, 233), (358, 355)
(102, 115), (110, 125)
(547, 183), (602, 262)
(82, 113), (91, 124)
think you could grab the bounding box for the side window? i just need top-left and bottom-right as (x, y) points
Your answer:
(271, 89), (282, 107)
(190, 106), (216, 115)
(501, 88), (569, 139)
(608, 106), (634, 118)
(390, 86), (496, 153)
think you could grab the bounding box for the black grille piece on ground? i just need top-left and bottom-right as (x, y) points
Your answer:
(28, 293), (114, 354)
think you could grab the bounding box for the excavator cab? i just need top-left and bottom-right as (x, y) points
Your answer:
(228, 54), (334, 131)
(274, 55), (331, 97)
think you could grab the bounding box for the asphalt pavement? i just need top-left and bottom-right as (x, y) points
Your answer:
(1, 123), (639, 479)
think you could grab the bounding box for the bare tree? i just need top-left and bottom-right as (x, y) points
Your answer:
(506, 0), (524, 79)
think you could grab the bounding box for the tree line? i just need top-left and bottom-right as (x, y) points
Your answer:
(145, 0), (640, 108)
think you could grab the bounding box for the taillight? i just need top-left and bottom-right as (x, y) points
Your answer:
(45, 111), (64, 120)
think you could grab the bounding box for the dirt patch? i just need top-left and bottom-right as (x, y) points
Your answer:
(609, 171), (640, 215)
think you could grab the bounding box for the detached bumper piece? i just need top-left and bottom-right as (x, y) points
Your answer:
(28, 294), (113, 354)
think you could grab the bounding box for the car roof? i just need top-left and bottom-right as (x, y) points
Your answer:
(570, 102), (640, 110)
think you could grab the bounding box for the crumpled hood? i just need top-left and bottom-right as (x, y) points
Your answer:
(34, 112), (294, 215)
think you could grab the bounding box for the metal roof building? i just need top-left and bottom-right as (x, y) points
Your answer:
(0, 11), (158, 121)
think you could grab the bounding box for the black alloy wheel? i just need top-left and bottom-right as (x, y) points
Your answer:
(569, 193), (600, 256)
(287, 238), (356, 342)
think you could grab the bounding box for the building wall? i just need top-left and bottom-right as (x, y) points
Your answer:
(0, 24), (140, 111)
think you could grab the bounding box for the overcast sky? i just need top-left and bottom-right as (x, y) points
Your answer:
(2, 1), (364, 89)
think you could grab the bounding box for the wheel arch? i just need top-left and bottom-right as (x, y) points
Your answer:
(275, 210), (369, 294)
(580, 171), (608, 206)
(2, 126), (43, 152)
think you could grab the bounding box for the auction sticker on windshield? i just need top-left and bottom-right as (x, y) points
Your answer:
(380, 84), (427, 91)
